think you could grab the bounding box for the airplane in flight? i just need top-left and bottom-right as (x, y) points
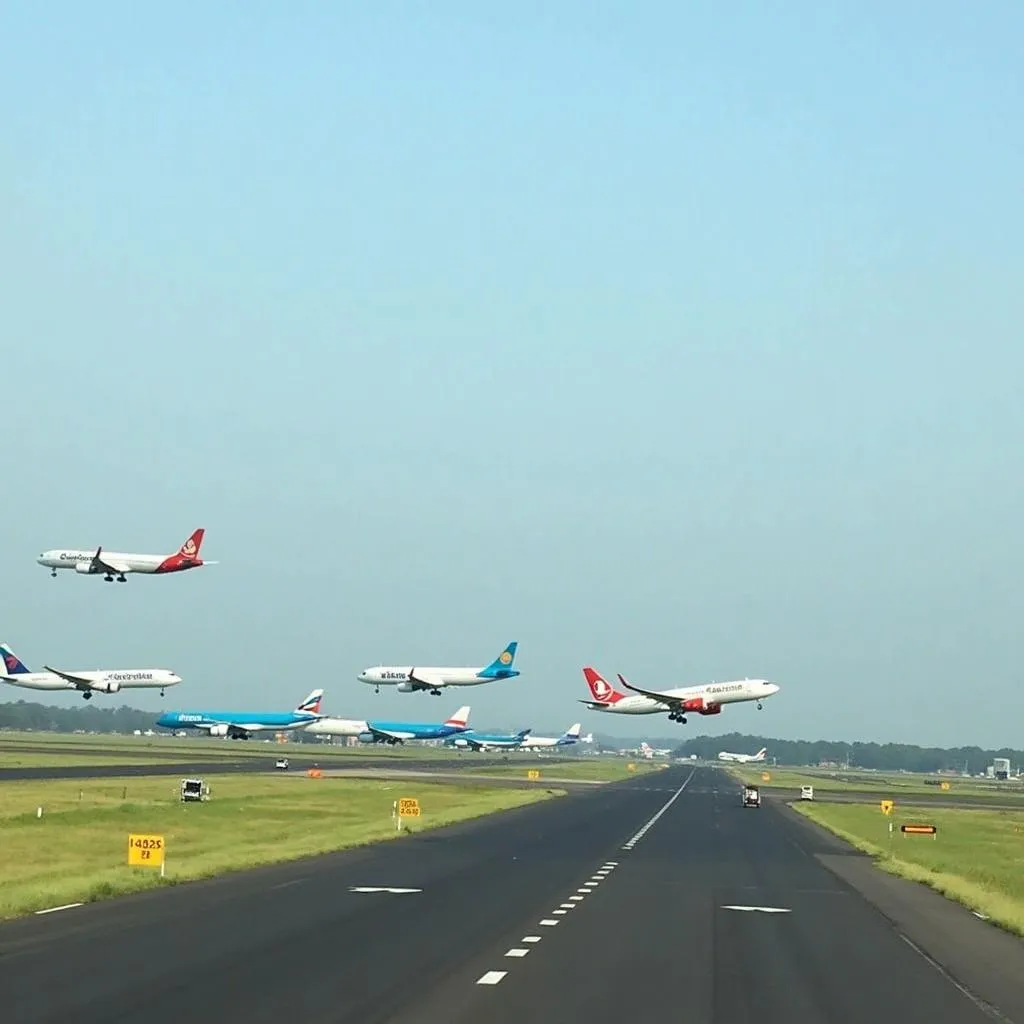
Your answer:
(444, 726), (533, 752)
(518, 723), (584, 750)
(358, 642), (520, 695)
(303, 705), (471, 745)
(0, 643), (182, 700)
(37, 528), (214, 582)
(155, 689), (324, 740)
(718, 746), (768, 763)
(579, 667), (780, 724)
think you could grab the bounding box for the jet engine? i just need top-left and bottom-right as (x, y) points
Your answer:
(681, 698), (722, 716)
(208, 724), (230, 737)
(74, 561), (94, 574)
(396, 682), (416, 693)
(90, 681), (121, 694)
(357, 731), (375, 743)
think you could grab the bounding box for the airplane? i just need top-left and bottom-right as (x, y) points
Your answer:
(154, 689), (325, 740)
(358, 641), (520, 696)
(517, 723), (583, 750)
(718, 746), (768, 763)
(37, 528), (215, 582)
(0, 643), (181, 700)
(444, 726), (532, 752)
(304, 705), (471, 746)
(579, 667), (780, 724)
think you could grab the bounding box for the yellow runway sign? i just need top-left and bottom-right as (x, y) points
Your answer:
(128, 834), (165, 876)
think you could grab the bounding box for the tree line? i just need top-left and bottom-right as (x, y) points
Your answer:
(672, 732), (1021, 774)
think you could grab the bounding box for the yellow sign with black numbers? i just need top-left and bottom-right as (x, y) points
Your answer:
(527, 769), (541, 780)
(128, 833), (165, 867)
(398, 798), (420, 817)
(880, 800), (894, 815)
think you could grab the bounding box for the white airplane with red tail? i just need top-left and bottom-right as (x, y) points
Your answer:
(580, 667), (780, 725)
(38, 529), (215, 583)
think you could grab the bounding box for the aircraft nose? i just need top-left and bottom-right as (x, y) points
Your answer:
(766, 682), (780, 695)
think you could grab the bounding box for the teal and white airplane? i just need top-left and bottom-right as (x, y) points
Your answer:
(447, 722), (584, 752)
(155, 689), (325, 740)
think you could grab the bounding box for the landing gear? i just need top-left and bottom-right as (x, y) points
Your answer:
(116, 574), (127, 583)
(160, 688), (165, 697)
(668, 712), (687, 724)
(104, 575), (114, 582)
(757, 701), (763, 710)
(50, 570), (57, 578)
(375, 685), (380, 694)
(430, 689), (442, 696)
(82, 692), (93, 700)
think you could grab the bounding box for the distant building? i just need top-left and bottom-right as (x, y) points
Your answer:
(992, 758), (1011, 781)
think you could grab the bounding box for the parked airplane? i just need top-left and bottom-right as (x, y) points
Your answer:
(154, 689), (324, 740)
(444, 726), (532, 752)
(358, 642), (520, 695)
(0, 643), (181, 700)
(518, 723), (583, 750)
(719, 746), (768, 763)
(579, 667), (780, 724)
(38, 528), (214, 582)
(305, 705), (472, 745)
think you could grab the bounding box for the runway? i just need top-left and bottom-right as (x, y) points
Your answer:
(2, 766), (1022, 1024)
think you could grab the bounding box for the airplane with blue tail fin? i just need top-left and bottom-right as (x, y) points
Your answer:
(445, 726), (532, 752)
(304, 705), (472, 745)
(358, 642), (520, 696)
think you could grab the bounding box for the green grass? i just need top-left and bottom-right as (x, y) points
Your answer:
(0, 773), (559, 921)
(0, 751), (187, 768)
(726, 765), (1024, 802)
(793, 802), (1024, 936)
(473, 759), (667, 782)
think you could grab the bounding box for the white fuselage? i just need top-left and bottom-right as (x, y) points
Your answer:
(303, 717), (369, 738)
(38, 550), (166, 574)
(359, 666), (486, 689)
(1, 669), (182, 694)
(719, 750), (767, 763)
(518, 734), (574, 749)
(590, 679), (779, 715)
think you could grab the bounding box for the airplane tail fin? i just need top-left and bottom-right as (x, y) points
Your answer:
(295, 688), (324, 715)
(516, 728), (532, 738)
(445, 705), (471, 729)
(0, 643), (31, 675)
(756, 747), (767, 760)
(563, 723), (582, 740)
(479, 641), (519, 679)
(582, 667), (623, 704)
(177, 528), (205, 561)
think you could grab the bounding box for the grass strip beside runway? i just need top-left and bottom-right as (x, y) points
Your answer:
(793, 802), (1024, 936)
(0, 774), (559, 921)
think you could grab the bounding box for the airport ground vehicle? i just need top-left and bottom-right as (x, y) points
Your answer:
(800, 785), (814, 800)
(274, 758), (289, 770)
(742, 784), (761, 807)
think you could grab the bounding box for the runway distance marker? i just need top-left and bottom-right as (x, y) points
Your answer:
(721, 905), (792, 913)
(398, 797), (420, 817)
(527, 769), (540, 780)
(128, 833), (165, 877)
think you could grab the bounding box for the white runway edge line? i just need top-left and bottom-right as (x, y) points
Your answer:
(35, 903), (83, 915)
(621, 768), (696, 851)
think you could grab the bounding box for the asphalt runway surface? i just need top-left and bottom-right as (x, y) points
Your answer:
(3, 766), (1023, 1024)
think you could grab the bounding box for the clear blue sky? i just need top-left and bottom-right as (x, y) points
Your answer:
(2, 2), (1021, 746)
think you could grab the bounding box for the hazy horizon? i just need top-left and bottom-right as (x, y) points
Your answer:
(3, 3), (1022, 748)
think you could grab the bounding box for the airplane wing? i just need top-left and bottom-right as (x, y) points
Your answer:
(615, 674), (680, 708)
(366, 725), (416, 743)
(90, 547), (131, 576)
(42, 666), (95, 691)
(408, 669), (446, 690)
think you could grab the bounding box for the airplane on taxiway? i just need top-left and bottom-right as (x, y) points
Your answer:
(358, 642), (520, 695)
(444, 726), (532, 752)
(518, 723), (584, 750)
(155, 689), (324, 740)
(37, 528), (215, 582)
(579, 667), (780, 724)
(0, 643), (181, 700)
(303, 705), (471, 745)
(718, 746), (768, 763)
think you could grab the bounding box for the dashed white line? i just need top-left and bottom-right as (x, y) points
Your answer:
(576, 888), (591, 894)
(522, 936), (542, 943)
(505, 948), (529, 958)
(540, 918), (559, 926)
(560, 903), (576, 909)
(477, 971), (507, 985)
(621, 769), (695, 850)
(569, 895), (585, 901)
(34, 903), (83, 915)
(553, 909), (567, 915)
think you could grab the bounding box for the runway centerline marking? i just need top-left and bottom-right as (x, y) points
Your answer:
(721, 905), (792, 913)
(540, 918), (559, 926)
(505, 948), (529, 958)
(522, 936), (542, 943)
(621, 768), (696, 850)
(477, 971), (507, 985)
(349, 887), (422, 894)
